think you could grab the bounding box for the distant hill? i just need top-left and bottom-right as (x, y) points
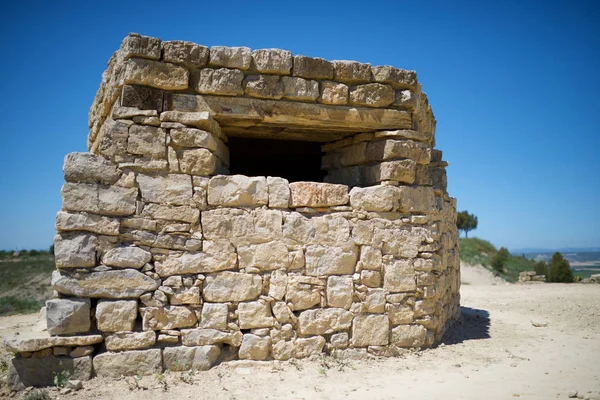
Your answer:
(511, 247), (600, 253)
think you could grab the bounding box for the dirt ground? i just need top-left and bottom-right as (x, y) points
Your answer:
(1, 265), (599, 400)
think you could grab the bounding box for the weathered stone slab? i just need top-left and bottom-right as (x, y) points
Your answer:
(202, 272), (263, 302)
(5, 335), (103, 353)
(292, 336), (325, 359)
(237, 241), (290, 271)
(193, 68), (244, 96)
(285, 276), (321, 311)
(46, 298), (90, 335)
(239, 334), (271, 360)
(9, 356), (92, 388)
(52, 269), (159, 298)
(105, 331), (156, 351)
(163, 41), (209, 67)
(281, 76), (319, 101)
(121, 85), (164, 112)
(93, 349), (162, 377)
(141, 306), (197, 330)
(160, 111), (222, 136)
(364, 160), (416, 184)
(56, 211), (120, 236)
(163, 345), (220, 371)
(396, 186), (436, 213)
(137, 173), (192, 205)
(244, 74), (284, 99)
(155, 241), (237, 277)
(143, 203), (200, 223)
(305, 244), (358, 276)
(391, 324), (427, 347)
(349, 185), (402, 212)
(267, 176), (290, 208)
(351, 315), (389, 347)
(170, 127), (221, 153)
(102, 246), (152, 268)
(124, 57), (188, 90)
(326, 276), (353, 309)
(366, 139), (431, 165)
(319, 81), (348, 105)
(96, 300), (138, 332)
(289, 182), (349, 207)
(382, 258), (416, 292)
(372, 66), (418, 89)
(121, 33), (161, 60)
(293, 55), (333, 79)
(349, 83), (395, 107)
(62, 183), (137, 216)
(199, 303), (228, 330)
(207, 175), (268, 207)
(54, 233), (97, 269)
(127, 125), (166, 158)
(238, 301), (275, 329)
(251, 49), (293, 74)
(209, 46), (251, 69)
(181, 328), (243, 347)
(179, 148), (218, 176)
(298, 308), (352, 335)
(332, 60), (372, 83)
(64, 152), (120, 184)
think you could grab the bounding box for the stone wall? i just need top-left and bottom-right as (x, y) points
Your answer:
(6, 33), (459, 386)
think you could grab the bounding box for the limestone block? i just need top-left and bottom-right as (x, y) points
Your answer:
(281, 76), (319, 101)
(371, 66), (418, 89)
(244, 74), (284, 99)
(394, 89), (418, 109)
(163, 41), (209, 67)
(102, 246), (152, 269)
(143, 203), (200, 223)
(93, 349), (162, 377)
(202, 208), (282, 244)
(63, 152), (120, 184)
(397, 186), (436, 213)
(351, 315), (389, 347)
(180, 328), (243, 347)
(137, 173), (192, 206)
(141, 306), (197, 330)
(160, 111), (222, 136)
(199, 303), (228, 330)
(96, 300), (138, 332)
(326, 276), (353, 309)
(364, 160), (416, 184)
(349, 185), (402, 212)
(293, 55), (333, 79)
(120, 33), (161, 60)
(267, 176), (290, 208)
(382, 258), (416, 292)
(305, 243), (358, 276)
(179, 148), (218, 176)
(209, 46), (252, 69)
(298, 308), (352, 335)
(105, 331), (156, 351)
(272, 340), (293, 361)
(358, 246), (382, 271)
(54, 233), (97, 269)
(391, 324), (427, 347)
(238, 301), (275, 329)
(360, 270), (381, 288)
(56, 211), (120, 236)
(62, 183), (137, 216)
(127, 125), (166, 159)
(251, 49), (293, 74)
(366, 139), (431, 165)
(268, 270), (288, 300)
(124, 58), (188, 90)
(239, 334), (271, 360)
(45, 298), (91, 335)
(319, 81), (348, 105)
(373, 129), (432, 143)
(207, 175), (268, 207)
(203, 272), (263, 302)
(285, 276), (321, 311)
(349, 83), (395, 107)
(170, 287), (201, 305)
(271, 302), (294, 324)
(289, 182), (349, 207)
(364, 289), (386, 313)
(69, 346), (94, 358)
(9, 356), (92, 388)
(52, 269), (159, 298)
(170, 127), (220, 152)
(375, 228), (426, 258)
(121, 85), (164, 113)
(332, 60), (372, 83)
(163, 345), (220, 371)
(155, 241), (237, 277)
(5, 335), (102, 353)
(193, 68), (244, 96)
(292, 336), (325, 359)
(238, 241), (290, 271)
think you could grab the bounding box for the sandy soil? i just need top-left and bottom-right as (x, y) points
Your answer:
(1, 265), (599, 400)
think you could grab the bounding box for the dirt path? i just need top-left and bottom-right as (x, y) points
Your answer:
(1, 268), (599, 400)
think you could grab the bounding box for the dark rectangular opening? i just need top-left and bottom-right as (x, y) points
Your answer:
(227, 137), (326, 183)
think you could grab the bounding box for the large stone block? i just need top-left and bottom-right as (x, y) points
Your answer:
(120, 33), (161, 60)
(391, 324), (427, 347)
(332, 60), (372, 83)
(180, 328), (243, 347)
(193, 68), (244, 96)
(305, 243), (358, 276)
(63, 152), (120, 184)
(238, 301), (275, 329)
(45, 298), (91, 335)
(293, 55), (333, 79)
(267, 176), (290, 208)
(239, 334), (271, 360)
(366, 139), (431, 165)
(281, 76), (319, 101)
(53, 233), (97, 269)
(163, 345), (220, 371)
(244, 74), (284, 99)
(93, 349), (162, 377)
(298, 308), (353, 335)
(141, 306), (197, 330)
(202, 272), (263, 302)
(349, 83), (395, 107)
(102, 246), (152, 269)
(202, 208), (283, 244)
(319, 81), (349, 105)
(292, 336), (325, 359)
(9, 356), (92, 388)
(209, 46), (252, 69)
(155, 241), (237, 276)
(349, 185), (402, 212)
(351, 314), (389, 347)
(121, 85), (164, 112)
(396, 186), (436, 213)
(364, 160), (416, 184)
(285, 276), (321, 311)
(382, 258), (417, 292)
(251, 49), (293, 74)
(142, 203), (200, 223)
(199, 303), (228, 330)
(105, 331), (156, 351)
(237, 241), (290, 271)
(124, 58), (189, 90)
(179, 148), (218, 176)
(160, 111), (222, 135)
(56, 211), (120, 236)
(162, 41), (209, 67)
(207, 175), (268, 207)
(289, 182), (349, 207)
(371, 66), (418, 89)
(52, 269), (159, 298)
(127, 125), (166, 158)
(96, 300), (138, 332)
(326, 276), (353, 309)
(137, 173), (192, 206)
(62, 183), (137, 216)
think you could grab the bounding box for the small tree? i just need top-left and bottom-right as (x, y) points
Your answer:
(534, 260), (548, 277)
(456, 211), (478, 238)
(547, 252), (574, 283)
(491, 247), (509, 273)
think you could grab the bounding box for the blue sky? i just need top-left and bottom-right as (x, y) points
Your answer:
(1, 0), (598, 251)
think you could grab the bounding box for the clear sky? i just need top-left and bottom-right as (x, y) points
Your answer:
(1, 0), (598, 252)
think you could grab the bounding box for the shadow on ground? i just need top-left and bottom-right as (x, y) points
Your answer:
(441, 307), (491, 345)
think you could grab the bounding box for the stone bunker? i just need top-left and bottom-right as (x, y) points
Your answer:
(6, 33), (460, 386)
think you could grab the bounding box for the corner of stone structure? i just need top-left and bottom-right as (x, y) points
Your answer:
(7, 33), (459, 388)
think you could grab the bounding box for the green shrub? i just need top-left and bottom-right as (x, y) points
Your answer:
(547, 252), (574, 283)
(534, 260), (548, 276)
(491, 247), (510, 273)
